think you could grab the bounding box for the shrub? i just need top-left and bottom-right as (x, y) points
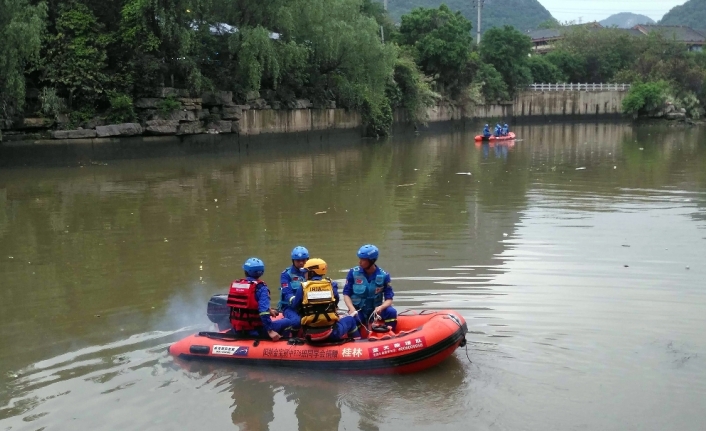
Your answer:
(157, 95), (180, 114)
(106, 92), (136, 123)
(622, 81), (670, 115)
(361, 95), (393, 137)
(39, 87), (64, 120)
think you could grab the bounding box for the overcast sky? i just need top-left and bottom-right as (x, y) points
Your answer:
(538, 0), (688, 23)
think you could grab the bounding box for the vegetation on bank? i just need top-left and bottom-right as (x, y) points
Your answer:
(3, 1), (706, 140)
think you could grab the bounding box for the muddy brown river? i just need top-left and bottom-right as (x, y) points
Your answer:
(1, 122), (705, 430)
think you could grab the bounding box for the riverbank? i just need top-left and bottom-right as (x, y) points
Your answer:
(7, 87), (693, 151)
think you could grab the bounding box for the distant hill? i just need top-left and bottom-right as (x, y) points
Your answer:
(386, 0), (554, 33)
(660, 0), (706, 28)
(600, 12), (655, 28)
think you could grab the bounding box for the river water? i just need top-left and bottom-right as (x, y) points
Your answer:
(1, 122), (705, 430)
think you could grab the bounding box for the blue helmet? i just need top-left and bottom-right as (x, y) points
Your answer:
(504, 123), (508, 127)
(291, 246), (309, 260)
(243, 257), (265, 278)
(484, 124), (488, 127)
(357, 244), (379, 260)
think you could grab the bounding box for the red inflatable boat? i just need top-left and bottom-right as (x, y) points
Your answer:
(169, 308), (468, 374)
(474, 132), (516, 141)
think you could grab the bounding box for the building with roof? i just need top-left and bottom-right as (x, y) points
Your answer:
(527, 23), (706, 54)
(526, 22), (603, 54)
(632, 25), (706, 51)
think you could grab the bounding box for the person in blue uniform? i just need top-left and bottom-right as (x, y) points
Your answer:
(502, 123), (509, 136)
(494, 123), (502, 137)
(278, 246), (309, 332)
(290, 258), (360, 341)
(343, 244), (397, 332)
(231, 258), (296, 340)
(483, 124), (491, 138)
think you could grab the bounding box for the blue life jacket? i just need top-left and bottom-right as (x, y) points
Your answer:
(279, 266), (306, 309)
(483, 127), (491, 137)
(350, 266), (387, 316)
(502, 126), (509, 135)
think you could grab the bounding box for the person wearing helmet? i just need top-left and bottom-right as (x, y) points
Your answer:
(494, 123), (502, 137)
(278, 246), (309, 330)
(502, 123), (509, 136)
(483, 124), (491, 138)
(343, 244), (397, 332)
(227, 257), (296, 341)
(290, 258), (360, 342)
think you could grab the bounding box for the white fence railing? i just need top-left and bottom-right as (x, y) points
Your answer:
(527, 83), (631, 92)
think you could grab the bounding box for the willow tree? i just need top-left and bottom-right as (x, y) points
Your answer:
(278, 0), (396, 109)
(0, 0), (47, 117)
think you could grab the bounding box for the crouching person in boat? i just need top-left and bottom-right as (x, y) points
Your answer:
(343, 244), (398, 332)
(278, 245), (309, 332)
(291, 258), (360, 342)
(228, 257), (297, 341)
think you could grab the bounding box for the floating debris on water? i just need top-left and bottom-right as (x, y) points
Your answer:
(397, 183), (416, 187)
(622, 245), (630, 247)
(686, 266), (690, 270)
(456, 172), (472, 176)
(214, 199), (218, 202)
(639, 148), (644, 151)
(164, 238), (168, 242)
(576, 167), (586, 170)
(624, 264), (629, 267)
(503, 233), (508, 237)
(315, 211), (327, 215)
(614, 166), (617, 169)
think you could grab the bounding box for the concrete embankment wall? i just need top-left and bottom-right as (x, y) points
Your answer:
(512, 90), (627, 119)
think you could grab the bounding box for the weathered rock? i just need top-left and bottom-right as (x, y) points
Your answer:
(0, 119), (13, 130)
(202, 91), (234, 106)
(221, 106), (243, 120)
(245, 91), (260, 102)
(679, 108), (687, 114)
(231, 120), (241, 134)
(665, 104), (675, 114)
(84, 118), (105, 129)
(160, 87), (190, 98)
(666, 112), (686, 121)
(20, 118), (54, 129)
(177, 98), (202, 105)
(177, 121), (205, 135)
(251, 98), (268, 110)
(205, 120), (232, 133)
(152, 110), (196, 122)
(135, 98), (161, 109)
(327, 100), (336, 109)
(51, 129), (97, 139)
(145, 120), (179, 135)
(271, 101), (282, 110)
(294, 99), (312, 109)
(649, 109), (665, 118)
(210, 107), (221, 115)
(196, 109), (209, 120)
(96, 123), (143, 137)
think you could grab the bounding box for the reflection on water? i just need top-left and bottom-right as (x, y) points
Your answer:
(1, 122), (705, 430)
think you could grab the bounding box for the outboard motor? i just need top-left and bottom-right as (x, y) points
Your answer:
(206, 294), (231, 331)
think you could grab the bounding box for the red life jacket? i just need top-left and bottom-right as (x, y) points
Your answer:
(227, 279), (265, 331)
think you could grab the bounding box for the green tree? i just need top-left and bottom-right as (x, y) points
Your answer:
(474, 63), (509, 101)
(0, 0), (47, 117)
(398, 5), (473, 90)
(42, 1), (109, 107)
(527, 55), (565, 82)
(480, 25), (532, 96)
(545, 50), (585, 82)
(555, 26), (640, 82)
(119, 0), (211, 94)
